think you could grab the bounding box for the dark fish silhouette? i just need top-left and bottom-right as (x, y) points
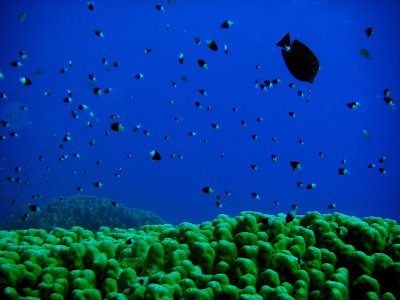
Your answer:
(365, 27), (373, 38)
(276, 33), (319, 83)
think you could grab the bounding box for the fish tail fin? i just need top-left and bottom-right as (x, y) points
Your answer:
(276, 32), (291, 48)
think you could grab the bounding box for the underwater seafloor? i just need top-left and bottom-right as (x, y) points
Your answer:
(1, 205), (399, 299)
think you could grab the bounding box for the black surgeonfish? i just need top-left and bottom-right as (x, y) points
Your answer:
(276, 33), (319, 83)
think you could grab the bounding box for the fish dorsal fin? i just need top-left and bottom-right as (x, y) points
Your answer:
(276, 32), (291, 48)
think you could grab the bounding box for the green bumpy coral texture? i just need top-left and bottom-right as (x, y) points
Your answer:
(0, 211), (399, 299)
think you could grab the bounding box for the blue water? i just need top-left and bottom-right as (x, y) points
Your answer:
(0, 0), (399, 226)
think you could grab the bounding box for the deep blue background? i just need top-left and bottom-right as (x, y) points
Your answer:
(0, 0), (399, 225)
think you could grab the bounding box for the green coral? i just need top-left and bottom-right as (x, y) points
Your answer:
(0, 211), (399, 299)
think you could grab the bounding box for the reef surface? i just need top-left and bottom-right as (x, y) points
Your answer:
(0, 211), (399, 299)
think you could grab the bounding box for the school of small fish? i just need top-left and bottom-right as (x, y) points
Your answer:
(0, 2), (396, 223)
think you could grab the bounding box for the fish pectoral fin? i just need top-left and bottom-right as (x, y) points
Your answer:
(276, 32), (291, 48)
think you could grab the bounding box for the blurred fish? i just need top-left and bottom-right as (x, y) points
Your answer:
(250, 164), (257, 170)
(256, 117), (263, 122)
(112, 61), (118, 68)
(76, 186), (83, 192)
(194, 101), (201, 108)
(33, 70), (43, 76)
(298, 139), (304, 145)
(378, 168), (386, 174)
(289, 83), (295, 88)
(328, 203), (336, 209)
(288, 112), (295, 118)
(241, 120), (246, 126)
(251, 193), (260, 200)
(251, 135), (258, 140)
(225, 190), (231, 196)
(188, 132), (196, 136)
(297, 182), (303, 188)
(362, 129), (370, 140)
(111, 201), (118, 207)
(359, 49), (371, 59)
(87, 2), (94, 10)
(21, 213), (29, 221)
(144, 48), (152, 53)
(215, 202), (222, 208)
(134, 73), (144, 79)
(224, 45), (228, 54)
(155, 4), (165, 11)
(365, 27), (373, 37)
(28, 204), (39, 212)
(211, 123), (220, 129)
(298, 90), (304, 97)
(221, 20), (234, 28)
(194, 38), (201, 45)
(379, 156), (386, 163)
(150, 150), (161, 160)
(199, 89), (207, 96)
(133, 124), (142, 132)
(276, 32), (319, 83)
(338, 168), (350, 175)
(93, 29), (104, 37)
(367, 164), (375, 168)
(272, 78), (280, 84)
(17, 11), (26, 22)
(384, 89), (390, 97)
(202, 187), (214, 194)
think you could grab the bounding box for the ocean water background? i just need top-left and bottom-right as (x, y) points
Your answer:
(0, 0), (399, 226)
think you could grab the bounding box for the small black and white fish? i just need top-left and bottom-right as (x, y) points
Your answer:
(110, 122), (125, 132)
(19, 76), (32, 86)
(93, 29), (104, 37)
(250, 192), (260, 200)
(93, 181), (102, 188)
(306, 183), (316, 189)
(197, 59), (207, 69)
(297, 182), (303, 188)
(220, 20), (234, 28)
(286, 210), (296, 223)
(199, 89), (207, 96)
(347, 101), (360, 109)
(337, 168), (350, 175)
(150, 150), (161, 160)
(155, 4), (165, 11)
(10, 61), (22, 67)
(202, 187), (214, 194)
(28, 204), (39, 212)
(206, 40), (218, 51)
(134, 73), (144, 79)
(290, 161), (301, 171)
